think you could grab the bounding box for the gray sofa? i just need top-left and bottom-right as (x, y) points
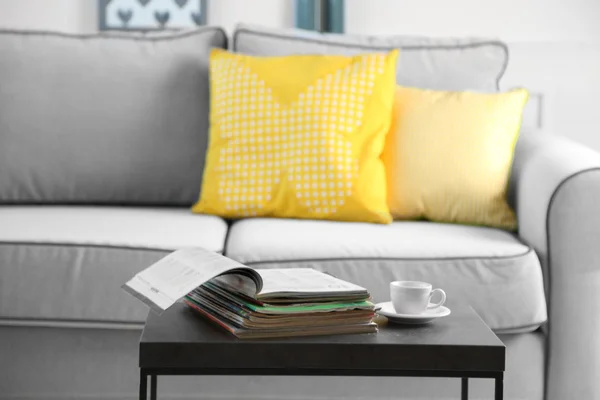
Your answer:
(1, 25), (599, 400)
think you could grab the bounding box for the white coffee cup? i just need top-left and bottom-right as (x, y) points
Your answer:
(390, 281), (446, 315)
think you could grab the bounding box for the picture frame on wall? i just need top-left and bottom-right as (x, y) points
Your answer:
(98, 0), (207, 31)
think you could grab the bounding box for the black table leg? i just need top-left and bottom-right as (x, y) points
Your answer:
(461, 377), (469, 400)
(151, 375), (157, 400)
(495, 374), (504, 400)
(139, 370), (147, 400)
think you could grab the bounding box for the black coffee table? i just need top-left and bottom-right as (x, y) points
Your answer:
(139, 303), (505, 400)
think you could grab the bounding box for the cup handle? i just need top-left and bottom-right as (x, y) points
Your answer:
(427, 289), (446, 309)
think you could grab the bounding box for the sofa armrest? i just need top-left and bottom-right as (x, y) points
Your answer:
(509, 131), (600, 400)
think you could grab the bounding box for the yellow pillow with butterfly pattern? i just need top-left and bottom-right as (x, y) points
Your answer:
(193, 49), (398, 224)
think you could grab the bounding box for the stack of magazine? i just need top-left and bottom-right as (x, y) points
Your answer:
(123, 248), (377, 339)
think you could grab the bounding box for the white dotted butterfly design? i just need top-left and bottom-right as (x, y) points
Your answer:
(210, 54), (387, 217)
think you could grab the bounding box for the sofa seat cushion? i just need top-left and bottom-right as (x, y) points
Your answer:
(225, 218), (548, 332)
(0, 207), (228, 324)
(0, 206), (227, 251)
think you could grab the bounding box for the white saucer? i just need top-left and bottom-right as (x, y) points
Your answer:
(375, 301), (451, 325)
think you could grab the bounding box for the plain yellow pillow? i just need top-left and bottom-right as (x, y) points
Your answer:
(193, 49), (399, 224)
(384, 86), (529, 229)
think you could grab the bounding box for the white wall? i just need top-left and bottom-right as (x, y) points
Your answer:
(0, 0), (293, 34)
(1, 0), (599, 149)
(345, 0), (600, 43)
(208, 0), (293, 34)
(0, 0), (97, 32)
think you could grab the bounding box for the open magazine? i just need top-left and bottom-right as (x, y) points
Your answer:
(122, 248), (370, 314)
(123, 248), (376, 338)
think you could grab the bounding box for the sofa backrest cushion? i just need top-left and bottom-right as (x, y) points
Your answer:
(0, 27), (226, 205)
(233, 24), (508, 92)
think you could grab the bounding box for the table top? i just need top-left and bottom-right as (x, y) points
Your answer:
(139, 302), (505, 375)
